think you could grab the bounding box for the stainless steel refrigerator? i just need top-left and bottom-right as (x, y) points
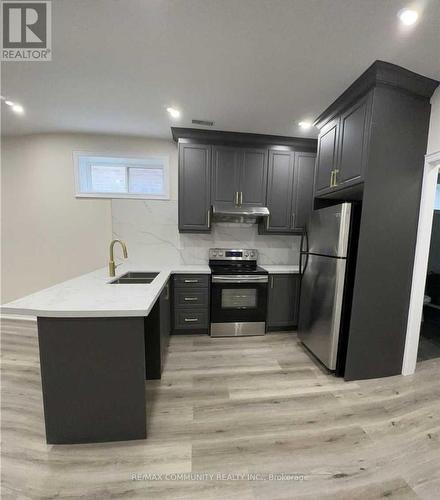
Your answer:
(298, 202), (359, 373)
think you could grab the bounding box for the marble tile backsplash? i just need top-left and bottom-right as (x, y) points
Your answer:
(112, 199), (301, 267)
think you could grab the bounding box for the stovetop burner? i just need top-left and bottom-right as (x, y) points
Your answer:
(208, 248), (268, 275)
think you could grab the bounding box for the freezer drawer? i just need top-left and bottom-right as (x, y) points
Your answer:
(298, 254), (346, 370)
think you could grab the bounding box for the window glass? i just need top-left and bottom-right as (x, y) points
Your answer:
(91, 165), (126, 193)
(74, 153), (169, 199)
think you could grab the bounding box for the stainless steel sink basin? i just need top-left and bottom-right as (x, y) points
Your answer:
(109, 272), (159, 284)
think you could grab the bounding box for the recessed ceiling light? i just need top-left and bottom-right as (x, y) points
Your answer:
(398, 8), (418, 26)
(166, 107), (181, 119)
(299, 121), (312, 130)
(12, 104), (24, 114)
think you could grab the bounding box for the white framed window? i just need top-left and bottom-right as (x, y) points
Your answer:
(73, 152), (170, 199)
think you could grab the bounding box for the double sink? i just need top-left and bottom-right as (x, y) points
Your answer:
(110, 272), (159, 284)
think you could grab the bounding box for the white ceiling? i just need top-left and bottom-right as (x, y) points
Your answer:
(1, 0), (439, 139)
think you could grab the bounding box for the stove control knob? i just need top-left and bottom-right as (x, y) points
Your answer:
(250, 251), (255, 257)
(218, 251), (224, 257)
(244, 252), (249, 258)
(212, 251), (217, 257)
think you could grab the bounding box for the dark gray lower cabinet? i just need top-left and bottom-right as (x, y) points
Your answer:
(266, 274), (300, 330)
(172, 274), (210, 334)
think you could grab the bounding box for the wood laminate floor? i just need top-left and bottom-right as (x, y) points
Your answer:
(1, 319), (440, 499)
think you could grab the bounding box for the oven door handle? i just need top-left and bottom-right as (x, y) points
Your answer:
(212, 275), (269, 284)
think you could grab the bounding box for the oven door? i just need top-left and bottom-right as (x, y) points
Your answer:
(211, 275), (268, 330)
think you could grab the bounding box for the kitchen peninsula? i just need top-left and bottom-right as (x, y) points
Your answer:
(2, 263), (210, 444)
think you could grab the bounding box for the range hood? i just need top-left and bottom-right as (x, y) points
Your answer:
(211, 204), (270, 223)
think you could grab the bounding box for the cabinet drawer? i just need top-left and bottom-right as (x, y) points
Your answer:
(173, 274), (210, 288)
(174, 309), (209, 330)
(174, 289), (209, 308)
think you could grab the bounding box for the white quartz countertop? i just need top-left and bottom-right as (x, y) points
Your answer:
(261, 265), (300, 274)
(1, 263), (211, 318)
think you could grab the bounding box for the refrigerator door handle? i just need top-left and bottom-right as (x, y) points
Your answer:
(300, 230), (309, 254)
(302, 252), (310, 275)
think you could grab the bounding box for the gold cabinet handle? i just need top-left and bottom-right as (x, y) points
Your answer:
(270, 276), (274, 288)
(239, 191), (243, 205)
(266, 214), (270, 229)
(207, 207), (211, 228)
(291, 213), (295, 229)
(333, 169), (339, 187)
(234, 191), (239, 206)
(184, 297), (198, 301)
(184, 279), (199, 283)
(330, 170), (334, 188)
(184, 318), (198, 322)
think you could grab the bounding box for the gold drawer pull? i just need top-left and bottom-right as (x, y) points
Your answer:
(184, 297), (198, 301)
(184, 279), (199, 283)
(184, 318), (198, 322)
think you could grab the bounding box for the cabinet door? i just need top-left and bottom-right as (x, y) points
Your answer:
(267, 274), (300, 329)
(265, 150), (295, 232)
(239, 148), (268, 206)
(336, 93), (372, 188)
(178, 143), (211, 232)
(292, 152), (316, 230)
(211, 146), (241, 206)
(315, 118), (339, 194)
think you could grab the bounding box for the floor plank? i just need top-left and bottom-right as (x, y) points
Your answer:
(1, 319), (439, 499)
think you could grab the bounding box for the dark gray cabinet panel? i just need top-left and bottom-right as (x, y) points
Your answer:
(315, 118), (339, 194)
(37, 316), (146, 444)
(172, 274), (210, 334)
(239, 148), (268, 206)
(336, 92), (373, 187)
(262, 150), (316, 234)
(174, 289), (208, 308)
(212, 146), (268, 207)
(211, 146), (241, 205)
(178, 143), (211, 232)
(293, 152), (316, 230)
(264, 151), (294, 232)
(266, 274), (300, 329)
(174, 309), (209, 330)
(159, 281), (171, 368)
(173, 274), (210, 288)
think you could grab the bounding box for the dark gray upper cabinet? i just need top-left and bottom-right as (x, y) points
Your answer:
(212, 146), (267, 207)
(178, 143), (211, 232)
(314, 118), (339, 194)
(261, 150), (315, 234)
(211, 146), (241, 205)
(314, 91), (373, 196)
(292, 152), (316, 230)
(336, 92), (373, 189)
(267, 274), (300, 330)
(239, 148), (268, 206)
(263, 150), (294, 233)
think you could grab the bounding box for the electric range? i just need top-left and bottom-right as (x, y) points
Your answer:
(209, 248), (268, 337)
